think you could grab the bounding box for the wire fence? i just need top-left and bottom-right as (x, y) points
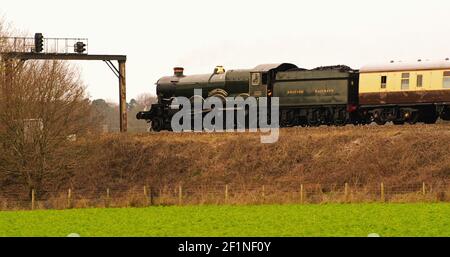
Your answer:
(0, 181), (449, 211)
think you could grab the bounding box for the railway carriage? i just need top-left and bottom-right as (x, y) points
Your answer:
(358, 59), (450, 124)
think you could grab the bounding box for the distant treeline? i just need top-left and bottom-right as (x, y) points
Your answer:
(91, 93), (157, 133)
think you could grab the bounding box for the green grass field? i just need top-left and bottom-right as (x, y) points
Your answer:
(0, 204), (449, 237)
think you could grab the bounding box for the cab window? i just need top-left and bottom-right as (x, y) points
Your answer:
(444, 71), (450, 89)
(251, 73), (261, 86)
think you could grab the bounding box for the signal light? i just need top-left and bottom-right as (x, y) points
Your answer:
(34, 33), (44, 53)
(74, 41), (86, 54)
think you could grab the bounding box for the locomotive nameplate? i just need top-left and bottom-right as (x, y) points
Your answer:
(287, 90), (305, 95)
(314, 88), (335, 94)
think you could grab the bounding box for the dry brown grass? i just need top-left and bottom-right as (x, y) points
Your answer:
(0, 123), (449, 209)
(73, 123), (450, 189)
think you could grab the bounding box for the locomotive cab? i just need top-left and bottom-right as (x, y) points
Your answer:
(249, 72), (268, 98)
(249, 63), (298, 98)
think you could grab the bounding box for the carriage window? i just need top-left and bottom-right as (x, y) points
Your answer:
(401, 73), (410, 90)
(381, 76), (387, 89)
(417, 74), (423, 88)
(444, 71), (450, 89)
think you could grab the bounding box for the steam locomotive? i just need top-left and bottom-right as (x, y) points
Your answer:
(136, 61), (450, 131)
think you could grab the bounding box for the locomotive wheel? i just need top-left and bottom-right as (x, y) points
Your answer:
(375, 118), (386, 126)
(334, 120), (346, 126)
(393, 120), (405, 125)
(440, 107), (450, 120)
(308, 121), (320, 127)
(151, 117), (164, 132)
(373, 111), (386, 125)
(307, 116), (320, 127)
(407, 113), (419, 125)
(210, 93), (227, 103)
(306, 110), (321, 127)
(280, 119), (290, 128)
(333, 109), (346, 126)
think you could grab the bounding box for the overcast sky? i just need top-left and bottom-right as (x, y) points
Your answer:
(2, 0), (450, 102)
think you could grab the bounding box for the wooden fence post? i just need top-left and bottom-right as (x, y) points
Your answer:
(318, 184), (324, 202)
(262, 185), (266, 203)
(422, 182), (426, 196)
(225, 185), (229, 204)
(178, 185), (182, 205)
(31, 189), (35, 210)
(149, 187), (154, 206)
(143, 186), (148, 206)
(106, 188), (110, 208)
(300, 184), (304, 204)
(380, 183), (385, 202)
(344, 183), (349, 202)
(67, 188), (72, 209)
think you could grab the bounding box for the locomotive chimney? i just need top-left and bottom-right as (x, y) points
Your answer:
(174, 67), (184, 77)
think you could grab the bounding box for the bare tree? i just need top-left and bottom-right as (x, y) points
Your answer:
(0, 23), (98, 195)
(136, 93), (157, 110)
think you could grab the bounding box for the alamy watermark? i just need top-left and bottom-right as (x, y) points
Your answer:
(170, 89), (280, 144)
